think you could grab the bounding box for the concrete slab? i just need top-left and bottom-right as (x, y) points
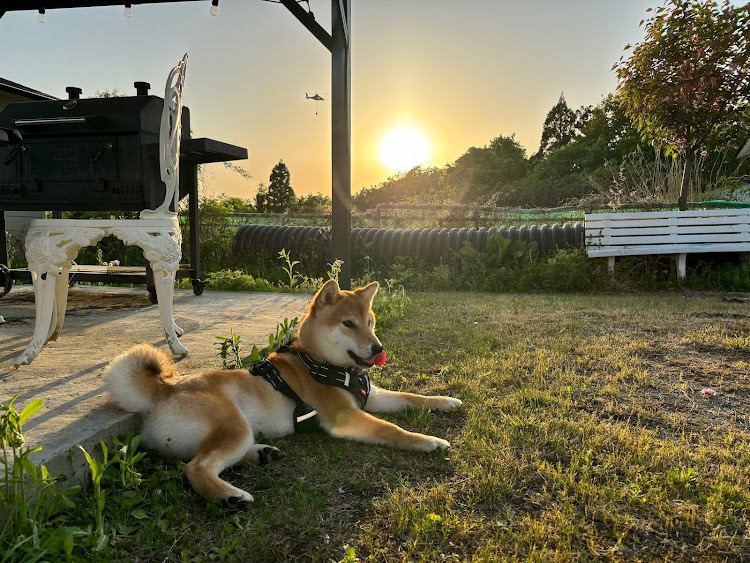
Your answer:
(0, 285), (309, 487)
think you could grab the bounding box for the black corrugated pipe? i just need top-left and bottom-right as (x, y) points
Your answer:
(232, 223), (585, 262)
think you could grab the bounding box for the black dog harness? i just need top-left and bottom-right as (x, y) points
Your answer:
(249, 343), (371, 433)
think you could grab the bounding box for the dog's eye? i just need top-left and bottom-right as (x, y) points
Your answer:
(342, 320), (356, 329)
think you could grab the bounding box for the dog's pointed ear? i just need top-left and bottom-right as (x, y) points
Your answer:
(354, 281), (379, 306)
(313, 279), (341, 309)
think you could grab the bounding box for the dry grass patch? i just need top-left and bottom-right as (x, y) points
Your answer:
(81, 292), (750, 562)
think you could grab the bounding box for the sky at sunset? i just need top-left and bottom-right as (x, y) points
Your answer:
(1, 0), (658, 201)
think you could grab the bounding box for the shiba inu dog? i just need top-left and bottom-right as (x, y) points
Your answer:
(106, 280), (462, 504)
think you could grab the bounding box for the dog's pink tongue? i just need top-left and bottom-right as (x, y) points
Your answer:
(372, 350), (387, 366)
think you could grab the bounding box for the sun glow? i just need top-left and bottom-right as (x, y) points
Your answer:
(379, 127), (430, 173)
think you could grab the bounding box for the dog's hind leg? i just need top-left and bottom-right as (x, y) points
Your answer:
(183, 407), (260, 505)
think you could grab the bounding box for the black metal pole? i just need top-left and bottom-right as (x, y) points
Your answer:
(331, 0), (351, 289)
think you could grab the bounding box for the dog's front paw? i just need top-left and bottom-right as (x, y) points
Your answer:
(433, 396), (462, 411)
(415, 435), (450, 452)
(444, 397), (462, 410)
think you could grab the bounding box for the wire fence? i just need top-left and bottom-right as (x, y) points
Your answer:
(183, 200), (750, 230)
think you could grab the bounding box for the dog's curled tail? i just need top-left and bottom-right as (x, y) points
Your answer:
(106, 344), (179, 413)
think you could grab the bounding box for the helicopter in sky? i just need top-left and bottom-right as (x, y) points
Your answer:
(305, 92), (325, 114)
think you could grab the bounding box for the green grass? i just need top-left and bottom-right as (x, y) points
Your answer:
(36, 292), (750, 561)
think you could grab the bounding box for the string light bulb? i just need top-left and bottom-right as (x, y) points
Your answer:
(210, 0), (219, 16)
(124, 3), (132, 17)
(38, 8), (46, 23)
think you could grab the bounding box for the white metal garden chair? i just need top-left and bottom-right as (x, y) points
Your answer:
(14, 54), (190, 365)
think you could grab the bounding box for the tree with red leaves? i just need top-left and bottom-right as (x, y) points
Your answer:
(615, 0), (749, 209)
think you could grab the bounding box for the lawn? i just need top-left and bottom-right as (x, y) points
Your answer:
(67, 292), (750, 561)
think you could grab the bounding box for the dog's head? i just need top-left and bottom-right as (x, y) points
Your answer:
(297, 279), (386, 368)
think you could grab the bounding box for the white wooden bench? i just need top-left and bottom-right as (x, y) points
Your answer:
(585, 208), (750, 278)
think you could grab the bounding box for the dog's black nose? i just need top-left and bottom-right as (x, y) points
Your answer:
(371, 343), (384, 356)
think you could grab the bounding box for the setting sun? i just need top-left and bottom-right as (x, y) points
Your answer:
(379, 127), (430, 173)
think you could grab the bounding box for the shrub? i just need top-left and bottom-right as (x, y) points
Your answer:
(202, 270), (278, 292)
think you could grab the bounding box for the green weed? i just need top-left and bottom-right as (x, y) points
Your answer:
(216, 316), (300, 368)
(279, 248), (301, 291)
(78, 434), (145, 550)
(370, 279), (411, 331)
(215, 329), (245, 369)
(0, 397), (83, 562)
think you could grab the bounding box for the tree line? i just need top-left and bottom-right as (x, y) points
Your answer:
(354, 0), (749, 211)
(353, 90), (748, 211)
(205, 159), (332, 216)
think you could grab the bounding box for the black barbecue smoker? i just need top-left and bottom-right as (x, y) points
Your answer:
(0, 81), (247, 300)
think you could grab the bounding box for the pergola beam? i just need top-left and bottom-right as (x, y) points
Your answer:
(278, 0), (332, 53)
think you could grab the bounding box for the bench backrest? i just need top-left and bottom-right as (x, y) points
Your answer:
(585, 209), (750, 257)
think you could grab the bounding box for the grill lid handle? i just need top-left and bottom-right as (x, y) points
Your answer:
(66, 87), (82, 100)
(134, 82), (151, 96)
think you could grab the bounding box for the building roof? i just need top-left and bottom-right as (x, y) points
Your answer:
(0, 77), (57, 100)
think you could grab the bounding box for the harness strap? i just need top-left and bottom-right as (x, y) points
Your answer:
(249, 358), (321, 433)
(248, 343), (372, 433)
(277, 344), (370, 409)
(248, 357), (304, 406)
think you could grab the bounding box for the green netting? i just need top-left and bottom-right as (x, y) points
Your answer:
(180, 200), (750, 229)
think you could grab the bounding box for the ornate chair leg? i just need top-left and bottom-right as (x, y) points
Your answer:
(50, 242), (80, 340)
(152, 267), (188, 356)
(14, 269), (59, 365)
(49, 265), (72, 341)
(18, 224), (105, 365)
(114, 223), (188, 356)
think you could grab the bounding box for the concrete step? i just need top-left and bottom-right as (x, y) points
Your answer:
(0, 285), (309, 489)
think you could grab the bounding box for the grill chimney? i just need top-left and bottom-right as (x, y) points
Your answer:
(134, 82), (151, 96)
(65, 87), (82, 100)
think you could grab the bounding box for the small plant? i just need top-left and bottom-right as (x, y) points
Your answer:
(5, 237), (17, 270)
(217, 317), (300, 367)
(247, 317), (300, 363)
(389, 257), (418, 287)
(296, 259), (344, 294)
(269, 316), (299, 352)
(455, 234), (541, 291)
(215, 329), (244, 370)
(78, 434), (146, 550)
(371, 280), (410, 331)
(0, 397), (82, 561)
(461, 233), (537, 270)
(278, 249), (301, 291)
(327, 259), (344, 282)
